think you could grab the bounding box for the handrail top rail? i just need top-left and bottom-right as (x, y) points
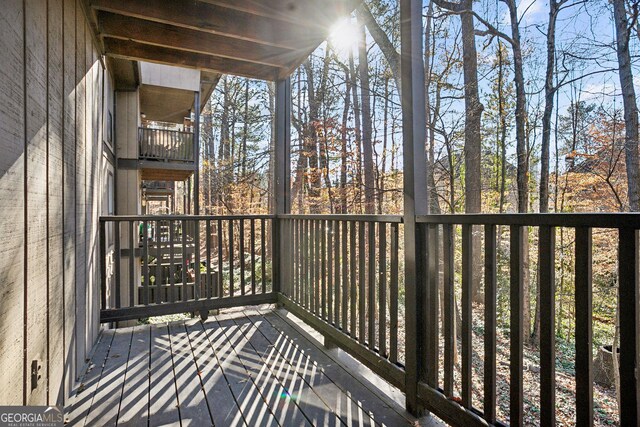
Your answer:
(417, 212), (640, 228)
(100, 214), (275, 222)
(138, 127), (194, 136)
(278, 214), (403, 223)
(101, 212), (640, 228)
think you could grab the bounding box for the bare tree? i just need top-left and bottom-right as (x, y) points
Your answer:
(433, 0), (484, 300)
(613, 0), (640, 211)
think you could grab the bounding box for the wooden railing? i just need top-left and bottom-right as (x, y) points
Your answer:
(414, 213), (639, 427)
(138, 127), (194, 162)
(277, 215), (407, 390)
(99, 212), (639, 426)
(99, 215), (274, 323)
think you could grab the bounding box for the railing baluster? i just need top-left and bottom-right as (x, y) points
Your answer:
(250, 218), (256, 295)
(350, 221), (357, 336)
(143, 220), (150, 305)
(342, 220), (349, 332)
(206, 219), (212, 298)
(239, 218), (246, 296)
(426, 224), (439, 387)
(510, 225), (524, 426)
(327, 220), (333, 320)
(484, 224), (497, 423)
(229, 219), (234, 297)
(194, 220), (201, 300)
(129, 220), (135, 307)
(169, 220), (176, 303)
(575, 226), (593, 426)
(443, 223), (454, 397)
(155, 220), (162, 303)
(368, 221), (376, 350)
(461, 223), (472, 407)
(181, 219), (187, 301)
(315, 220), (321, 316)
(302, 219), (307, 307)
(292, 219), (298, 301)
(310, 219), (316, 314)
(390, 222), (399, 364)
(115, 220), (121, 308)
(293, 219), (302, 304)
(217, 219), (223, 297)
(335, 220), (341, 327)
(261, 218), (266, 293)
(321, 219), (327, 320)
(100, 221), (107, 311)
(359, 221), (366, 343)
(539, 225), (556, 427)
(379, 222), (387, 357)
(618, 228), (638, 427)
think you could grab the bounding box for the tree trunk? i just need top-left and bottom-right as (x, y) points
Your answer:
(241, 79), (249, 178)
(291, 69), (307, 212)
(434, 0), (483, 297)
(533, 0), (563, 346)
(505, 0), (531, 341)
(380, 75), (389, 214)
(460, 0), (483, 301)
(357, 15), (376, 214)
(340, 66), (352, 214)
(318, 47), (334, 212)
(349, 51), (363, 212)
(425, 0), (441, 215)
(540, 1), (561, 214)
(613, 0), (640, 211)
(357, 4), (401, 95)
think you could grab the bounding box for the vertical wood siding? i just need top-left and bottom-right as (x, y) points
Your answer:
(0, 0), (108, 406)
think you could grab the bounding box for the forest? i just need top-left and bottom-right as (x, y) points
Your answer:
(191, 0), (640, 425)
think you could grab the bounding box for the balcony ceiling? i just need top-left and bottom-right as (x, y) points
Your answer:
(89, 0), (361, 81)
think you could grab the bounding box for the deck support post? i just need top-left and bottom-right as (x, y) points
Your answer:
(193, 90), (200, 215)
(400, 0), (428, 416)
(273, 78), (291, 295)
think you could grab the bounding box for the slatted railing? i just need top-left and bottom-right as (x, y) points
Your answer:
(99, 212), (639, 425)
(138, 127), (194, 162)
(415, 213), (639, 427)
(99, 215), (274, 322)
(277, 214), (406, 389)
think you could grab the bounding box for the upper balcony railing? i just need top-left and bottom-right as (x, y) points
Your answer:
(138, 127), (194, 162)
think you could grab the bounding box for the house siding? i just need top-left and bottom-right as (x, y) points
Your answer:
(0, 0), (110, 406)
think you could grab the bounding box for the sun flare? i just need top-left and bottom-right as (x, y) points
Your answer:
(329, 18), (359, 56)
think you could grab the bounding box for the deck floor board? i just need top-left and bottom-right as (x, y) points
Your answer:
(65, 307), (427, 426)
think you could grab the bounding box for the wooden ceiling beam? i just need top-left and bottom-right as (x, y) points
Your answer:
(91, 0), (325, 51)
(103, 38), (280, 81)
(199, 0), (361, 28)
(98, 12), (297, 69)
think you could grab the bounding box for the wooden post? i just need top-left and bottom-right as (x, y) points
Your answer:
(618, 228), (639, 426)
(193, 90), (200, 215)
(273, 78), (291, 294)
(400, 0), (428, 415)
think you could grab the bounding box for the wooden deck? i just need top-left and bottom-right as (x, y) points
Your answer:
(65, 306), (436, 426)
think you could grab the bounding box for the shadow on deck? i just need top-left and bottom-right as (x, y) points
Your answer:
(64, 305), (442, 426)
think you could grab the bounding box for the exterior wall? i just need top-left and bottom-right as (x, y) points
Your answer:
(140, 62), (200, 91)
(0, 0), (109, 406)
(115, 91), (141, 314)
(115, 90), (140, 159)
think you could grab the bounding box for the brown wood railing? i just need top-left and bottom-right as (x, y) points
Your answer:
(414, 213), (639, 427)
(99, 215), (274, 323)
(99, 212), (639, 426)
(277, 214), (406, 390)
(138, 127), (194, 162)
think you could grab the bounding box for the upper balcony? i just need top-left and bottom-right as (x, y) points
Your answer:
(138, 127), (195, 181)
